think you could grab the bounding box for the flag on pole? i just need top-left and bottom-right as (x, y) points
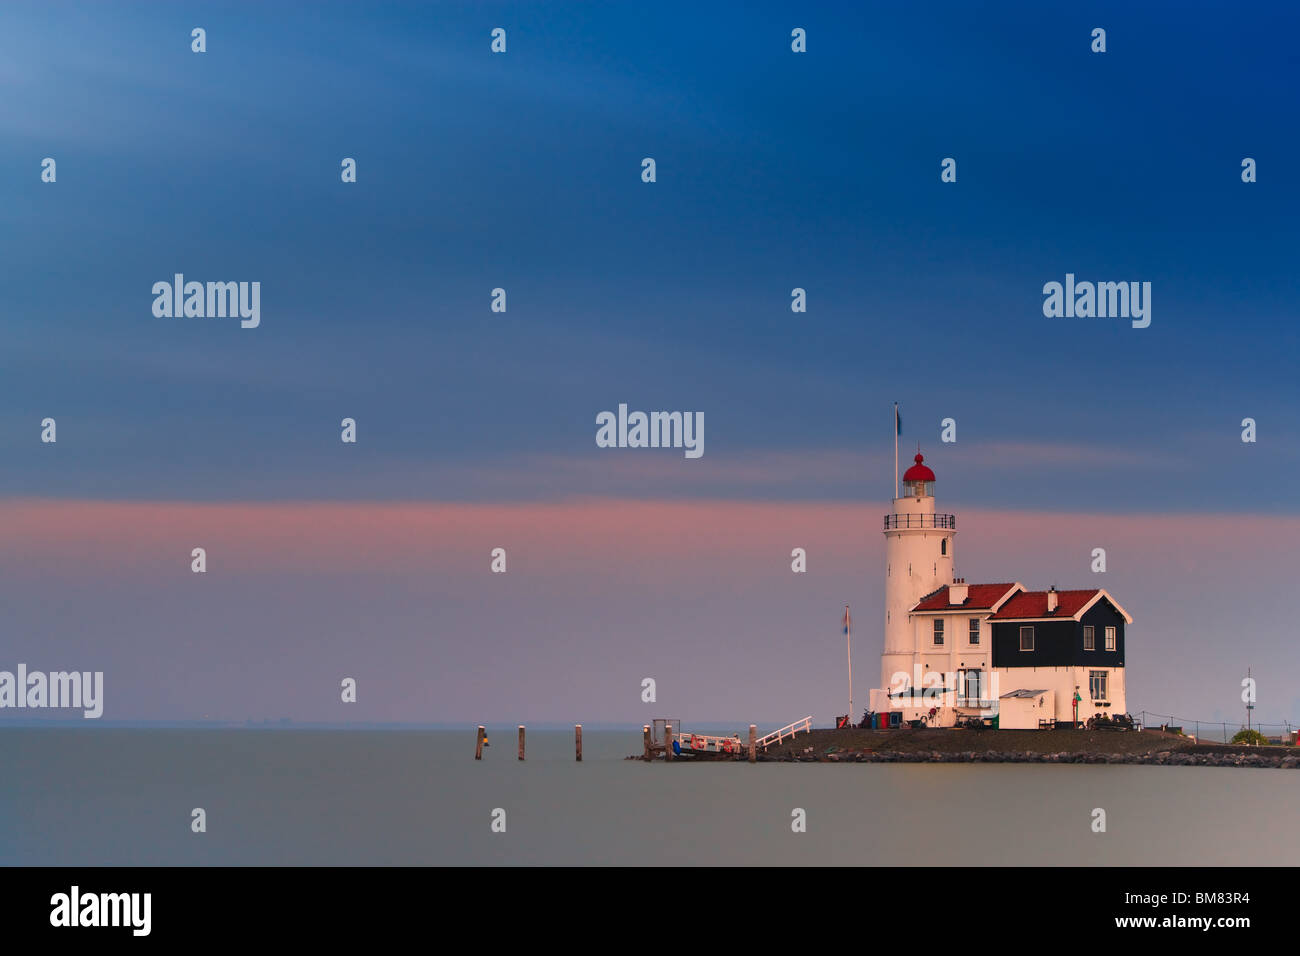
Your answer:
(843, 606), (851, 635)
(895, 404), (902, 435)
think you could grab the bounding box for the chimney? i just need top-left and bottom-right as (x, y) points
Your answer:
(1046, 586), (1058, 613)
(949, 578), (968, 604)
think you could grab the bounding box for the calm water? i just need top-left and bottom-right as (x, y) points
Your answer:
(2, 728), (1296, 865)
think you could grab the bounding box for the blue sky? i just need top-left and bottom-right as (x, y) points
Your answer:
(1, 3), (1298, 724)
(2, 1), (1297, 510)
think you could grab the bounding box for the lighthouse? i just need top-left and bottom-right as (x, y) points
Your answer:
(879, 452), (955, 704)
(866, 440), (1133, 729)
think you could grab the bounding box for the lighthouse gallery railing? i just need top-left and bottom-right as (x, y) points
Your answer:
(882, 514), (956, 530)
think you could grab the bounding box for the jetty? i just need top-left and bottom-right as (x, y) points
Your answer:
(639, 716), (814, 761)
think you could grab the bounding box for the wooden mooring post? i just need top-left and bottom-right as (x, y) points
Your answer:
(475, 725), (485, 760)
(518, 725), (525, 761)
(748, 724), (757, 763)
(643, 725), (652, 760)
(575, 724), (583, 761)
(665, 723), (675, 762)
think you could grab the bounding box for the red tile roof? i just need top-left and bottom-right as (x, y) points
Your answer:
(912, 583), (1019, 612)
(990, 589), (1100, 620)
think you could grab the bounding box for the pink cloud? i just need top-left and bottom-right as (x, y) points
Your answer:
(2, 499), (1295, 583)
(2, 499), (1293, 724)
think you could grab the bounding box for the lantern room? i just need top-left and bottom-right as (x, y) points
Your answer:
(902, 452), (936, 497)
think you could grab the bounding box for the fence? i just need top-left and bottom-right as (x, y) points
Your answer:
(1136, 710), (1295, 743)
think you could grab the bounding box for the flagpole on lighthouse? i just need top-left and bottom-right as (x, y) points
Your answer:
(894, 402), (900, 499)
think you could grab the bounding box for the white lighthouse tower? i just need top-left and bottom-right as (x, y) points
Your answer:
(875, 451), (955, 710)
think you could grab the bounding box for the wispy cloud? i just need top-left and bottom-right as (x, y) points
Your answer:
(375, 440), (1191, 501)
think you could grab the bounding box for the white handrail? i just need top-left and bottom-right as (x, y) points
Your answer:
(756, 715), (814, 749)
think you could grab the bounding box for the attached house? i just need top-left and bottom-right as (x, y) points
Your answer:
(904, 581), (1132, 729)
(989, 586), (1131, 728)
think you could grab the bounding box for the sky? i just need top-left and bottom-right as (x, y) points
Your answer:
(1, 2), (1298, 727)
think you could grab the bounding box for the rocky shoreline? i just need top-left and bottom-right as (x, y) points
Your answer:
(761, 748), (1300, 768)
(695, 727), (1300, 768)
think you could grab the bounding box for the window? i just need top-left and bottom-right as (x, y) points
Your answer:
(969, 618), (980, 645)
(1105, 627), (1116, 651)
(1089, 670), (1108, 700)
(1019, 626), (1034, 651)
(941, 539), (947, 556)
(960, 669), (983, 702)
(1083, 626), (1095, 651)
(933, 619), (944, 646)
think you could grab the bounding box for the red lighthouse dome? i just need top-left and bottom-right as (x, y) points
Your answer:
(902, 452), (935, 483)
